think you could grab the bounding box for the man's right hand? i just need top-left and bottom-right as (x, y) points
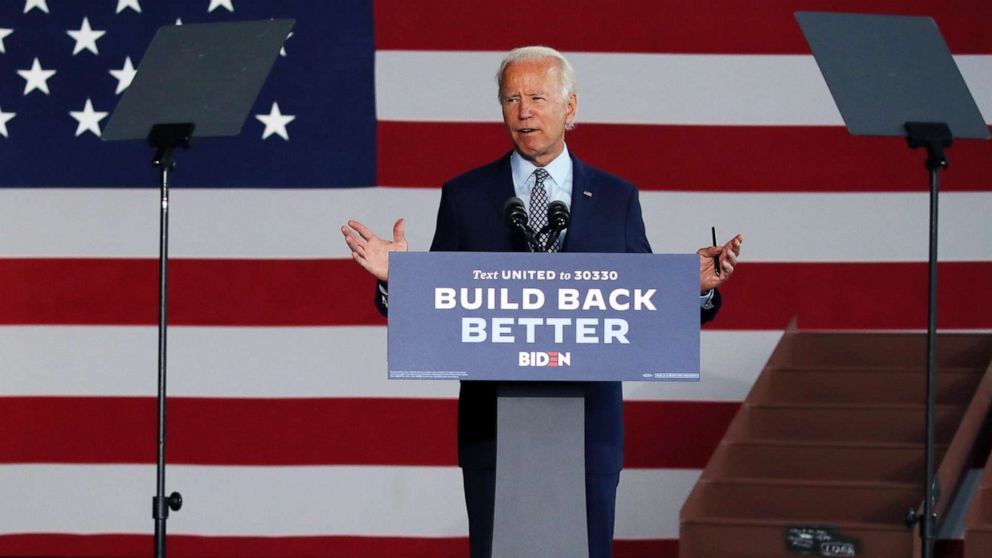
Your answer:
(341, 218), (407, 282)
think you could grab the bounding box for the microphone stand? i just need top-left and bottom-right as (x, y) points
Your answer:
(504, 197), (542, 251)
(516, 224), (542, 252)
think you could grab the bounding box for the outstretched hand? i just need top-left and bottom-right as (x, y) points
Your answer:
(341, 218), (407, 282)
(698, 233), (743, 293)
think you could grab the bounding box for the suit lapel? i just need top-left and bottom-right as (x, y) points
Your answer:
(562, 155), (595, 252)
(491, 153), (526, 251)
(494, 152), (516, 206)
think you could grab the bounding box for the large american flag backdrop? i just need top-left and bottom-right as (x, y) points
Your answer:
(1, 1), (990, 557)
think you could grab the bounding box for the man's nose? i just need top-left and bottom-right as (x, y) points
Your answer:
(517, 99), (532, 119)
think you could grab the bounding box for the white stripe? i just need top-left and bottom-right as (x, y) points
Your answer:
(0, 464), (695, 539)
(0, 327), (777, 402)
(0, 188), (441, 260)
(640, 191), (992, 263)
(1, 188), (990, 262)
(375, 52), (992, 125)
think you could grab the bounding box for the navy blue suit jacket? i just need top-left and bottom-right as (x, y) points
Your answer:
(382, 152), (721, 473)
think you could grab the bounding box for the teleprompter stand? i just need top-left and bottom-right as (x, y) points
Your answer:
(149, 122), (193, 558)
(797, 12), (989, 558)
(102, 19), (294, 558)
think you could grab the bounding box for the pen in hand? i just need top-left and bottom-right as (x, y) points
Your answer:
(711, 226), (721, 277)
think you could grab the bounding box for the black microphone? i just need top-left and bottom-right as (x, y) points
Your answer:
(504, 197), (540, 251)
(504, 196), (528, 228)
(547, 200), (569, 231)
(543, 200), (570, 251)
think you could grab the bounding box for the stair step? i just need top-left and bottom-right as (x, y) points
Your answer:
(693, 478), (919, 523)
(709, 440), (944, 483)
(976, 488), (992, 523)
(965, 524), (992, 558)
(747, 403), (966, 443)
(767, 367), (983, 405)
(681, 517), (913, 558)
(779, 333), (992, 369)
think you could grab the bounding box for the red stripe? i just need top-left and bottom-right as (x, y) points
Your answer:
(2, 259), (990, 329)
(0, 534), (677, 558)
(625, 401), (739, 469)
(0, 397), (736, 469)
(0, 258), (385, 326)
(0, 534), (466, 558)
(377, 122), (992, 192)
(374, 0), (992, 54)
(715, 262), (992, 330)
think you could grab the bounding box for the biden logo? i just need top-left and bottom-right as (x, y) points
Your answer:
(518, 351), (571, 367)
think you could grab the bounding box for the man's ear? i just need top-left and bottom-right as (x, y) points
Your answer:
(564, 93), (578, 128)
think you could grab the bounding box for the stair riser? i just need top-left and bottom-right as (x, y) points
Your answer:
(767, 371), (980, 405)
(711, 444), (936, 483)
(749, 407), (963, 443)
(780, 334), (992, 369)
(964, 527), (992, 558)
(976, 488), (992, 524)
(697, 482), (919, 523)
(681, 521), (913, 558)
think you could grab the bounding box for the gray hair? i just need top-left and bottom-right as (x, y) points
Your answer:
(496, 45), (578, 104)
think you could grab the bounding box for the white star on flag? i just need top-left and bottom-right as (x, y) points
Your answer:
(109, 56), (137, 94)
(280, 32), (294, 57)
(17, 57), (56, 95)
(116, 0), (142, 14)
(256, 102), (295, 141)
(208, 0), (235, 13)
(0, 106), (15, 139)
(69, 99), (108, 137)
(0, 28), (13, 54)
(23, 0), (49, 14)
(67, 17), (106, 56)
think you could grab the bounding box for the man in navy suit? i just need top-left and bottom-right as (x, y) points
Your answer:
(343, 46), (743, 558)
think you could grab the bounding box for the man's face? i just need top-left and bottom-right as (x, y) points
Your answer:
(499, 59), (577, 167)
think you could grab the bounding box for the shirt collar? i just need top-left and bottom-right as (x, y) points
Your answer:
(510, 144), (572, 190)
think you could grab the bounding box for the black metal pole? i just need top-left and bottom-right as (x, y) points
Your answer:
(148, 123), (192, 558)
(922, 162), (940, 558)
(154, 159), (171, 558)
(903, 121), (951, 558)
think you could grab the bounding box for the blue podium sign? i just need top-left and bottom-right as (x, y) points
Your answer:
(387, 252), (700, 381)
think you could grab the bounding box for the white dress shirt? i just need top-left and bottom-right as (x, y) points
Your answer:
(510, 144), (573, 212)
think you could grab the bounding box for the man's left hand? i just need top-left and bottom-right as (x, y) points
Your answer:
(698, 233), (743, 293)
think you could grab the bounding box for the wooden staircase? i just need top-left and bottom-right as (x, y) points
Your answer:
(680, 326), (992, 558)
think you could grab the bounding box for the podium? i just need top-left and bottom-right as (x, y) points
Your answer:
(388, 252), (701, 557)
